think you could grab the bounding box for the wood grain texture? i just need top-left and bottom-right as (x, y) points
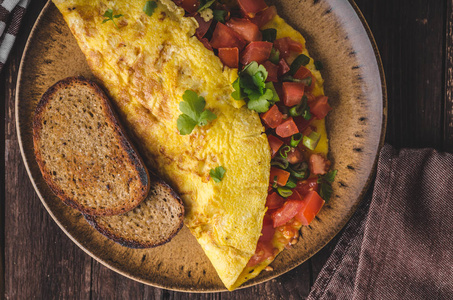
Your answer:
(2, 0), (450, 299)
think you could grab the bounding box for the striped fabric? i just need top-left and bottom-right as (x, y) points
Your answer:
(0, 0), (30, 72)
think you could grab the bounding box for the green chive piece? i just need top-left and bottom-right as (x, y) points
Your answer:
(302, 110), (312, 120)
(290, 133), (303, 147)
(213, 10), (227, 23)
(292, 161), (308, 172)
(287, 166), (307, 179)
(289, 95), (309, 117)
(285, 177), (297, 189)
(262, 28), (277, 43)
(289, 54), (310, 75)
(271, 156), (289, 169)
(277, 186), (293, 198)
(303, 131), (321, 150)
(314, 60), (324, 70)
(279, 145), (291, 158)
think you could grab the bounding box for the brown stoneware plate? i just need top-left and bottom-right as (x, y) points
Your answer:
(16, 0), (387, 292)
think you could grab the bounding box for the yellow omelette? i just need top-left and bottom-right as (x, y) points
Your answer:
(52, 0), (328, 290)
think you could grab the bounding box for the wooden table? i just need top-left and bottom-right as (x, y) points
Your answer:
(2, 0), (452, 298)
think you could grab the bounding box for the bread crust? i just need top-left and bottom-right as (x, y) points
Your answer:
(84, 177), (184, 248)
(33, 76), (150, 216)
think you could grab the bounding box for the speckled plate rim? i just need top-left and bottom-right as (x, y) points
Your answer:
(15, 0), (387, 293)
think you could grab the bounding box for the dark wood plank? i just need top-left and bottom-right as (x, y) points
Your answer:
(445, 0), (453, 152)
(3, 1), (92, 299)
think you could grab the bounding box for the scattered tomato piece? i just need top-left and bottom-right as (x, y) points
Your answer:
(274, 37), (304, 58)
(268, 135), (284, 157)
(282, 82), (305, 107)
(266, 192), (286, 209)
(295, 178), (319, 196)
(275, 117), (299, 138)
(238, 0), (267, 18)
(261, 104), (283, 128)
(286, 147), (304, 164)
(278, 58), (290, 76)
(262, 61), (279, 82)
(269, 167), (290, 186)
(247, 239), (274, 267)
(198, 37), (213, 50)
(309, 96), (332, 119)
(294, 65), (316, 90)
(295, 191), (325, 225)
(193, 13), (213, 39)
(240, 41), (273, 65)
(309, 153), (329, 175)
(226, 18), (262, 42)
(177, 0), (199, 13)
(249, 6), (277, 28)
(210, 22), (247, 50)
(218, 47), (239, 68)
(272, 200), (304, 228)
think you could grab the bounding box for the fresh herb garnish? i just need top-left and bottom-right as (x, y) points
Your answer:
(317, 170), (338, 201)
(213, 9), (227, 23)
(143, 1), (158, 16)
(177, 90), (217, 135)
(210, 166), (226, 183)
(102, 9), (123, 28)
(289, 54), (310, 75)
(198, 0), (215, 12)
(232, 62), (280, 113)
(314, 60), (324, 70)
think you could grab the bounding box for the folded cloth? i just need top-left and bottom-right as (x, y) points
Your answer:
(0, 0), (30, 72)
(308, 144), (453, 300)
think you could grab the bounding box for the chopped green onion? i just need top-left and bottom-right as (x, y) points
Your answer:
(269, 48), (280, 64)
(289, 95), (309, 117)
(277, 186), (293, 198)
(279, 145), (291, 158)
(314, 60), (324, 70)
(299, 76), (312, 87)
(262, 28), (277, 43)
(285, 177), (297, 189)
(287, 166), (307, 179)
(213, 10), (227, 23)
(292, 161), (308, 172)
(272, 176), (279, 188)
(290, 133), (303, 147)
(271, 156), (289, 169)
(197, 0), (215, 12)
(302, 110), (312, 120)
(303, 131), (321, 150)
(289, 54), (310, 75)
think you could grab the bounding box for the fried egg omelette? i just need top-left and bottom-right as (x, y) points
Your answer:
(53, 0), (329, 290)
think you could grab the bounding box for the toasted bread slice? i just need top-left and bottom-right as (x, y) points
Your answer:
(85, 178), (184, 248)
(33, 76), (150, 216)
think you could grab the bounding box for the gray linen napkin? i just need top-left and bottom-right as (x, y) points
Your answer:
(0, 0), (30, 72)
(308, 144), (453, 300)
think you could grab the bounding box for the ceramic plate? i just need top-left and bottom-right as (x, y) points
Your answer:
(16, 0), (386, 292)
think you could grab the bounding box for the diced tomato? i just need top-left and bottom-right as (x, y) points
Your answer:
(286, 147), (304, 164)
(193, 13), (213, 39)
(305, 92), (316, 103)
(268, 135), (284, 157)
(282, 82), (305, 107)
(274, 37), (304, 59)
(293, 116), (314, 133)
(269, 167), (290, 186)
(240, 41), (273, 65)
(286, 38), (304, 53)
(176, 0), (199, 13)
(226, 18), (262, 42)
(309, 153), (329, 175)
(247, 239), (274, 267)
(295, 191), (325, 225)
(260, 214), (276, 241)
(261, 104), (283, 129)
(266, 192), (286, 209)
(288, 189), (302, 201)
(275, 117), (299, 138)
(238, 0), (267, 17)
(278, 58), (290, 76)
(262, 61), (278, 82)
(272, 200), (304, 228)
(218, 47), (239, 68)
(293, 66), (316, 90)
(249, 6), (277, 28)
(309, 96), (332, 120)
(210, 22), (247, 50)
(295, 178), (319, 196)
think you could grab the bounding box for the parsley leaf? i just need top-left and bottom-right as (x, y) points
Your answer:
(232, 61), (279, 113)
(210, 166), (226, 183)
(198, 0), (215, 12)
(143, 1), (158, 16)
(213, 9), (227, 23)
(102, 9), (123, 28)
(317, 170), (338, 201)
(177, 90), (217, 135)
